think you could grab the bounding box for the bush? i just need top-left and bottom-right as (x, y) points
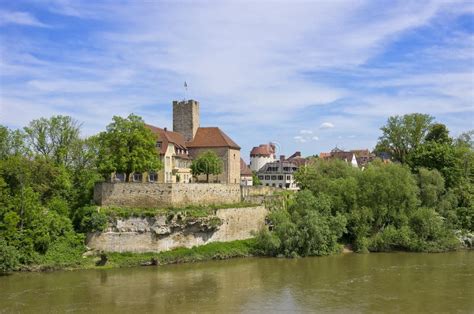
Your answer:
(0, 239), (19, 273)
(72, 206), (108, 233)
(255, 190), (347, 257)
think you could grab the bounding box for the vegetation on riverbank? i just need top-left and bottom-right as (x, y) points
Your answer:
(254, 114), (473, 257)
(0, 113), (472, 274)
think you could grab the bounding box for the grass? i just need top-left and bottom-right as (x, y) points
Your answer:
(101, 202), (259, 219)
(27, 239), (258, 271)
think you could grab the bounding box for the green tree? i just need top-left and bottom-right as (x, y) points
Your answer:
(24, 116), (81, 166)
(425, 123), (451, 144)
(376, 113), (434, 163)
(417, 168), (445, 207)
(190, 151), (223, 183)
(96, 114), (162, 181)
(252, 171), (261, 186)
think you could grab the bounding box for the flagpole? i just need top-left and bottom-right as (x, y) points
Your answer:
(184, 81), (188, 101)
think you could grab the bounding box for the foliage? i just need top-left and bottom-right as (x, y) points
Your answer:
(96, 114), (162, 181)
(0, 239), (19, 273)
(72, 206), (108, 233)
(95, 239), (256, 269)
(255, 190), (347, 257)
(24, 115), (82, 166)
(252, 171), (262, 185)
(376, 113), (433, 163)
(190, 150), (223, 183)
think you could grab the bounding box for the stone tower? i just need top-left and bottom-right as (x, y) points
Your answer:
(173, 99), (200, 142)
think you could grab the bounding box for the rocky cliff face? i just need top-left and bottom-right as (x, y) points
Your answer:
(87, 206), (267, 253)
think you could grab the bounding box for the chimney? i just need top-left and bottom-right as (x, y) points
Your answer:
(164, 127), (167, 132)
(280, 155), (285, 162)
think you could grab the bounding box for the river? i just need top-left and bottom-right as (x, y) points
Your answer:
(1, 251), (473, 313)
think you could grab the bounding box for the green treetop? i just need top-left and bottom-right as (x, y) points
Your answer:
(96, 114), (162, 181)
(190, 151), (223, 183)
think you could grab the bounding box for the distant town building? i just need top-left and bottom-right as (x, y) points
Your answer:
(257, 154), (303, 189)
(319, 147), (375, 168)
(249, 143), (276, 172)
(240, 158), (253, 186)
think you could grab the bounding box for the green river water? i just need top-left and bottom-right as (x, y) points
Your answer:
(1, 251), (473, 313)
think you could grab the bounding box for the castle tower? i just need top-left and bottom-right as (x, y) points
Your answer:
(173, 99), (200, 142)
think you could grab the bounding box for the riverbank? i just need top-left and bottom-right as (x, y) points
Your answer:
(14, 237), (471, 274)
(17, 239), (257, 272)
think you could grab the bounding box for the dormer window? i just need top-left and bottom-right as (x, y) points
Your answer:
(156, 141), (162, 148)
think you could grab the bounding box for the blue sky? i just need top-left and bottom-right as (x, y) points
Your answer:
(1, 0), (473, 160)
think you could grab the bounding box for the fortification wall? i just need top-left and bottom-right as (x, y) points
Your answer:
(86, 206), (267, 253)
(94, 182), (241, 208)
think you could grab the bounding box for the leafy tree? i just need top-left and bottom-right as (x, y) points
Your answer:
(417, 168), (445, 207)
(190, 151), (223, 183)
(252, 171), (261, 185)
(24, 116), (81, 166)
(376, 113), (434, 163)
(409, 142), (461, 188)
(96, 114), (162, 181)
(425, 123), (451, 144)
(255, 190), (347, 257)
(0, 239), (19, 273)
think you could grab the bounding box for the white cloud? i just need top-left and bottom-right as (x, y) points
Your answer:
(320, 122), (335, 129)
(312, 136), (319, 141)
(293, 136), (307, 143)
(300, 129), (313, 134)
(0, 10), (48, 27)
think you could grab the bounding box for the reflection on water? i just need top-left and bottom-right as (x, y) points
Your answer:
(1, 251), (473, 313)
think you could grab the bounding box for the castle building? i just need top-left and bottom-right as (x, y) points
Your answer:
(145, 125), (192, 183)
(249, 143), (276, 172)
(146, 99), (241, 184)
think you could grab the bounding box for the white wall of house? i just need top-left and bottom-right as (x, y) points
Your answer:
(257, 173), (298, 190)
(250, 155), (275, 172)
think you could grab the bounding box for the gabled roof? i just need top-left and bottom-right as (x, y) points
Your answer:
(250, 143), (275, 157)
(240, 158), (252, 176)
(145, 124), (187, 155)
(187, 127), (240, 149)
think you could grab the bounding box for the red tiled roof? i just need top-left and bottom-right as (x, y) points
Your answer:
(240, 158), (252, 176)
(319, 152), (331, 159)
(250, 143), (275, 157)
(186, 127), (240, 149)
(145, 124), (187, 155)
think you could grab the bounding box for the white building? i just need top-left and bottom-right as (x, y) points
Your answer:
(257, 156), (299, 189)
(249, 143), (276, 172)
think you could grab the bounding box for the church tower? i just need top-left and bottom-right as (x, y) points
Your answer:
(172, 99), (200, 142)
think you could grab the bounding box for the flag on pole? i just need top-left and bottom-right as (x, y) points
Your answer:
(184, 81), (188, 90)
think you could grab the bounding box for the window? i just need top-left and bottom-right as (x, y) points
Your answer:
(258, 175), (264, 180)
(271, 175), (276, 180)
(286, 175), (291, 180)
(115, 173), (125, 182)
(133, 173), (142, 182)
(148, 172), (158, 182)
(265, 175), (270, 180)
(278, 175), (283, 180)
(156, 141), (162, 148)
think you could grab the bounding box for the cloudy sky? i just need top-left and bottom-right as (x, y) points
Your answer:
(1, 0), (473, 159)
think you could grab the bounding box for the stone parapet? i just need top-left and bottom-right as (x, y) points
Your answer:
(94, 182), (241, 208)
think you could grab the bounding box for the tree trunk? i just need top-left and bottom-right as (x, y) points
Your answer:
(206, 173), (209, 183)
(126, 172), (131, 182)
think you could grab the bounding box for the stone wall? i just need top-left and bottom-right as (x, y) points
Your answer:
(94, 182), (241, 208)
(241, 185), (281, 203)
(86, 206), (267, 253)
